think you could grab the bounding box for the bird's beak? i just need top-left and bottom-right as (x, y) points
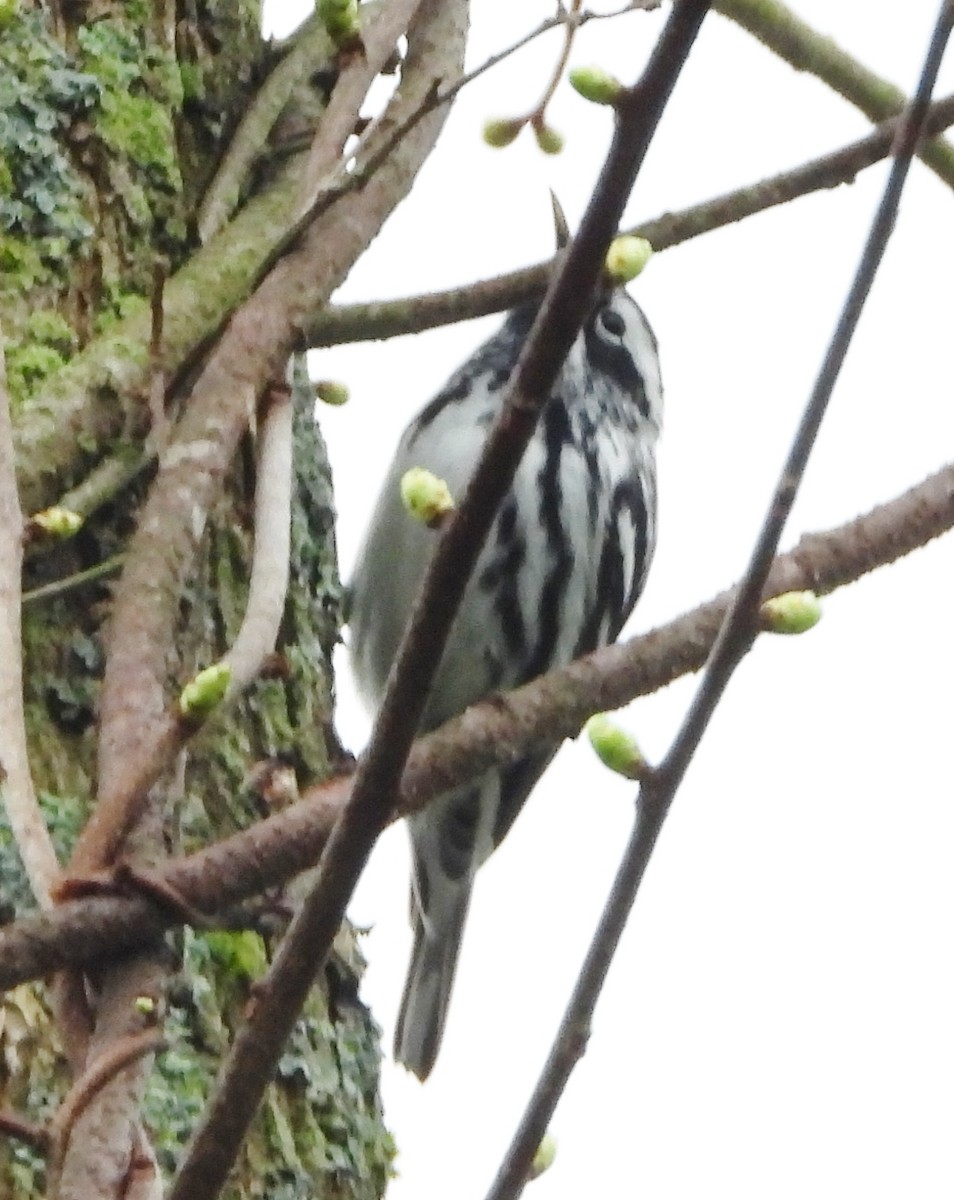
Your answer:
(550, 191), (570, 250)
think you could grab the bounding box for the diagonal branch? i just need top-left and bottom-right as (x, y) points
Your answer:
(485, 8), (954, 1197)
(716, 0), (954, 187)
(66, 0), (462, 880)
(0, 459), (950, 992)
(167, 5), (712, 1197)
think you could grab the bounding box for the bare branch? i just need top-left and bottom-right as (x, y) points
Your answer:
(298, 0), (425, 212)
(485, 9), (954, 1197)
(716, 0), (954, 186)
(48, 1018), (165, 1198)
(304, 92), (954, 347)
(0, 322), (60, 906)
(0, 1109), (49, 1153)
(0, 458), (950, 990)
(197, 18), (333, 243)
(222, 382), (293, 697)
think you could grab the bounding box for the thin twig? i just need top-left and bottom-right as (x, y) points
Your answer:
(147, 258), (169, 452)
(297, 0), (425, 214)
(197, 16), (333, 243)
(167, 5), (711, 1198)
(524, 0), (583, 132)
(22, 554), (125, 607)
(0, 1109), (50, 1153)
(0, 458), (951, 990)
(222, 382), (293, 697)
(250, 1), (656, 289)
(0, 322), (60, 907)
(304, 91), (954, 348)
(485, 8), (954, 1198)
(716, 0), (954, 187)
(47, 1029), (165, 1184)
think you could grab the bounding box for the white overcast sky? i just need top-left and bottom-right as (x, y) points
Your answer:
(263, 4), (954, 1197)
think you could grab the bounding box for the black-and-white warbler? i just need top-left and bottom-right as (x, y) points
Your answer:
(349, 222), (663, 1080)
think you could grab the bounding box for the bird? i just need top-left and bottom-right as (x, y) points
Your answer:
(349, 209), (663, 1079)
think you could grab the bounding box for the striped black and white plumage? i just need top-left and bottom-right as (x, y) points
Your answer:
(349, 278), (662, 1080)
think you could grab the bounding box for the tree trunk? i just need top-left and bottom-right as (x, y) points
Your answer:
(1, 2), (413, 1194)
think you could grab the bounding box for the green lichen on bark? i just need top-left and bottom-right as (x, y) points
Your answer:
(0, 7), (100, 370)
(144, 927), (394, 1200)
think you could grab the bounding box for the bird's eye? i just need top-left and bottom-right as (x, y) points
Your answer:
(599, 308), (626, 337)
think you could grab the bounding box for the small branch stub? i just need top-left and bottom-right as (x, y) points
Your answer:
(604, 235), (653, 284)
(178, 662), (232, 721)
(759, 590), (823, 635)
(400, 467), (455, 528)
(585, 713), (646, 781)
(528, 1132), (557, 1181)
(569, 64), (624, 106)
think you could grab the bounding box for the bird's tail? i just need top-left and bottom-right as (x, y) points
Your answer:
(394, 884), (471, 1081)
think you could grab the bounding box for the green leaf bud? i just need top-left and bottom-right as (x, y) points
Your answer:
(483, 117), (524, 148)
(179, 662), (232, 720)
(605, 235), (653, 284)
(569, 65), (624, 106)
(400, 467), (455, 528)
(586, 713), (646, 781)
(31, 506), (83, 539)
(529, 1133), (557, 1180)
(317, 0), (360, 45)
(760, 590), (823, 635)
(315, 379), (350, 407)
(533, 122), (565, 155)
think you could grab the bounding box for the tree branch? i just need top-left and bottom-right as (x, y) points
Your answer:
(66, 0), (462, 880)
(303, 92), (954, 348)
(197, 17), (334, 243)
(0, 460), (949, 991)
(0, 322), (60, 907)
(716, 0), (954, 187)
(222, 382), (293, 697)
(485, 8), (954, 1197)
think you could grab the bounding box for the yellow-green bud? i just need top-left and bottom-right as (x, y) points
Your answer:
(31, 506), (83, 539)
(317, 0), (360, 44)
(400, 467), (455, 528)
(315, 379), (350, 407)
(179, 662), (231, 720)
(760, 590), (823, 635)
(569, 65), (624, 106)
(134, 995), (156, 1015)
(533, 122), (564, 155)
(586, 713), (645, 781)
(605, 235), (653, 284)
(529, 1133), (557, 1181)
(483, 117), (524, 148)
